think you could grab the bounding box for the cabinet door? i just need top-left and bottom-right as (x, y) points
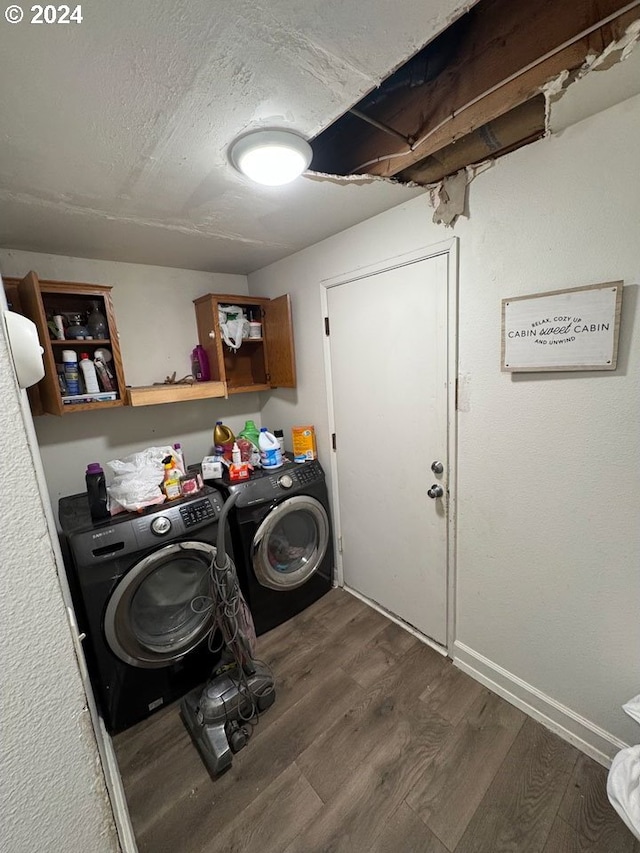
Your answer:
(194, 296), (226, 385)
(17, 271), (64, 414)
(263, 294), (296, 388)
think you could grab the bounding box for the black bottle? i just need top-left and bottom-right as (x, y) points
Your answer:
(86, 462), (110, 521)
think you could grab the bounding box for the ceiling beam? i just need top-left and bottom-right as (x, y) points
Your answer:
(398, 96), (545, 184)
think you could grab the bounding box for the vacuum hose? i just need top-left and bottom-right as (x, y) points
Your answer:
(215, 490), (240, 568)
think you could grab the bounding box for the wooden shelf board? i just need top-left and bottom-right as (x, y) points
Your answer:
(51, 339), (112, 346)
(228, 383), (271, 394)
(62, 400), (125, 414)
(126, 381), (227, 407)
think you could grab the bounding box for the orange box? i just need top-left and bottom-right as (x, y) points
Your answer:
(291, 425), (317, 463)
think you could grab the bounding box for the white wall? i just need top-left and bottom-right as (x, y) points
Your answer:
(250, 93), (640, 753)
(0, 300), (119, 852)
(0, 252), (261, 509)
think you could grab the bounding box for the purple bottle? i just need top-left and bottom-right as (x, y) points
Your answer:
(191, 345), (210, 382)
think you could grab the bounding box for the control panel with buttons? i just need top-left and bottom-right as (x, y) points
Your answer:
(179, 499), (218, 528)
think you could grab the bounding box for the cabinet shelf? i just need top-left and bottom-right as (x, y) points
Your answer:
(61, 400), (125, 414)
(227, 383), (271, 394)
(126, 381), (227, 407)
(51, 338), (112, 346)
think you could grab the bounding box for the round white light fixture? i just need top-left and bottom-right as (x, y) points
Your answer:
(229, 129), (313, 186)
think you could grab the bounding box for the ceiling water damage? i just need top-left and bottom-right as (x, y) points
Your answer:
(1, 0), (638, 269)
(311, 0), (640, 224)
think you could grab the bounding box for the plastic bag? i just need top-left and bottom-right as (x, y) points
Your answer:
(106, 445), (176, 513)
(607, 694), (640, 840)
(607, 745), (640, 840)
(219, 305), (249, 352)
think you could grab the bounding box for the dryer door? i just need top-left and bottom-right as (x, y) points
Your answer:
(252, 495), (330, 590)
(104, 541), (215, 668)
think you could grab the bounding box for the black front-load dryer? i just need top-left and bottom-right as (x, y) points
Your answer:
(59, 488), (228, 733)
(207, 459), (334, 635)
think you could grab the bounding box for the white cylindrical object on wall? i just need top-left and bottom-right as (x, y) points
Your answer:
(2, 310), (45, 389)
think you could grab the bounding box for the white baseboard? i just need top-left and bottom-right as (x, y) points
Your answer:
(343, 585), (448, 658)
(99, 719), (139, 853)
(453, 641), (629, 768)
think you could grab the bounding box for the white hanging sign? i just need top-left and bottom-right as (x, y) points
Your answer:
(501, 281), (622, 372)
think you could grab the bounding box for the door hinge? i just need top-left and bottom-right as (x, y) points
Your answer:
(266, 372), (271, 384)
(324, 317), (330, 336)
(331, 432), (336, 451)
(338, 535), (343, 553)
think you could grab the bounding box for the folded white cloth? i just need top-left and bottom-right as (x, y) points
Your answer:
(607, 694), (640, 840)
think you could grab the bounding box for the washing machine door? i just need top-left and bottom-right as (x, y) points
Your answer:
(104, 541), (215, 668)
(252, 495), (330, 591)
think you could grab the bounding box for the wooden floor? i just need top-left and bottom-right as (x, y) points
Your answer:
(114, 590), (638, 853)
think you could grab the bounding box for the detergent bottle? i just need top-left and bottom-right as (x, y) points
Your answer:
(191, 345), (210, 382)
(238, 419), (260, 448)
(85, 463), (109, 521)
(213, 421), (235, 454)
(259, 428), (283, 470)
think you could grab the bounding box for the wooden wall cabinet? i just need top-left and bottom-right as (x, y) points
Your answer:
(4, 271), (127, 416)
(193, 293), (296, 394)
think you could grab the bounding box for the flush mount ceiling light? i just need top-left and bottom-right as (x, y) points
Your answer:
(229, 129), (313, 186)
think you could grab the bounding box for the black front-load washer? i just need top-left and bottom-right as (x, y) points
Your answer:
(59, 488), (228, 733)
(205, 459), (334, 635)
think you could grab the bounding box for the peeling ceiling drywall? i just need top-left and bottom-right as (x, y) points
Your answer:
(548, 29), (640, 131)
(0, 0), (476, 274)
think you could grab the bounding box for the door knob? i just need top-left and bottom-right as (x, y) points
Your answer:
(431, 461), (444, 474)
(427, 484), (444, 499)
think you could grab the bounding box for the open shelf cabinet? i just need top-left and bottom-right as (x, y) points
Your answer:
(193, 293), (296, 394)
(3, 272), (127, 416)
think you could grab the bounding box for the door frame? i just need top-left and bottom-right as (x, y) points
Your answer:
(320, 237), (458, 654)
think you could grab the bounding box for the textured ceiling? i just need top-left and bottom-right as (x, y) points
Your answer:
(0, 0), (474, 273)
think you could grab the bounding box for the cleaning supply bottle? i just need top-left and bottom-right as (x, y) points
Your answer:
(62, 349), (80, 396)
(79, 352), (100, 394)
(213, 421), (235, 454)
(162, 455), (182, 500)
(231, 442), (241, 465)
(191, 345), (210, 382)
(238, 419), (260, 448)
(274, 429), (285, 455)
(173, 443), (185, 474)
(85, 463), (109, 521)
(259, 428), (283, 470)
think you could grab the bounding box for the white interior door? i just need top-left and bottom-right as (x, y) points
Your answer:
(326, 249), (452, 646)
